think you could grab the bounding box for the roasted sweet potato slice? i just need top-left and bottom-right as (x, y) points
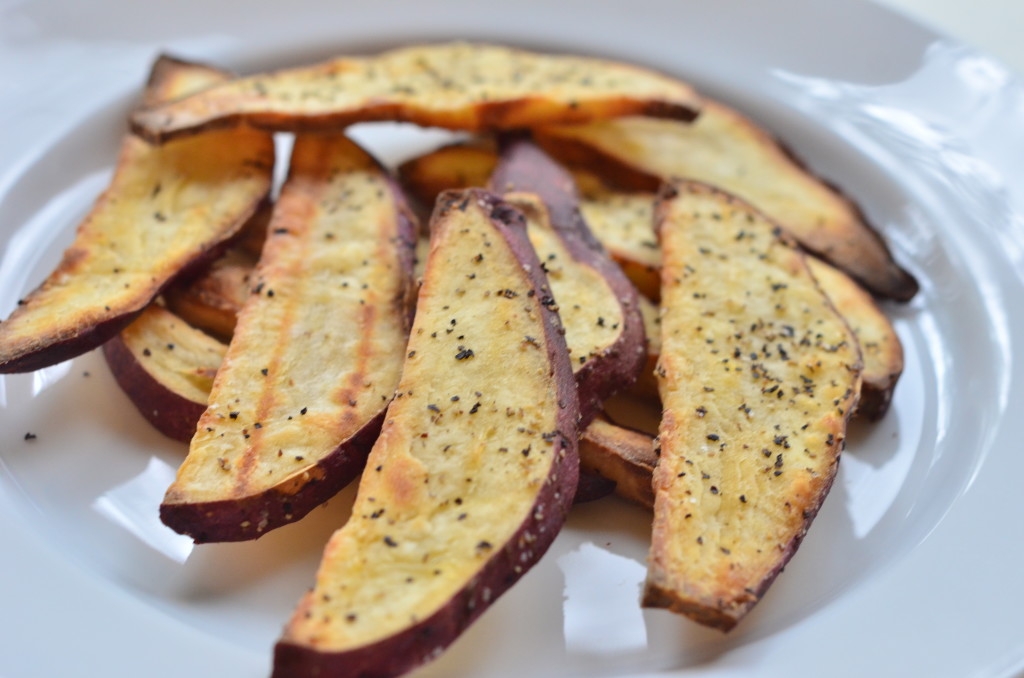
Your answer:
(579, 418), (657, 508)
(274, 188), (578, 678)
(807, 258), (903, 420)
(490, 137), (645, 425)
(160, 134), (417, 543)
(535, 100), (918, 301)
(645, 180), (862, 631)
(0, 56), (274, 373)
(103, 305), (226, 442)
(131, 42), (702, 144)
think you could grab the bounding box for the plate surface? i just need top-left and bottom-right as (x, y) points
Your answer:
(2, 2), (1024, 677)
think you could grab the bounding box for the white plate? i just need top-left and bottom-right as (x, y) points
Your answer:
(2, 2), (1024, 677)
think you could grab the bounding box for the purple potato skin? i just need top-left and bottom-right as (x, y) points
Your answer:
(101, 332), (209, 443)
(273, 189), (581, 678)
(489, 136), (646, 427)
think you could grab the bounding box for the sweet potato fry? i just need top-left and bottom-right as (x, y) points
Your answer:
(131, 42), (701, 143)
(0, 56), (273, 373)
(160, 134), (417, 543)
(274, 189), (578, 678)
(645, 180), (861, 631)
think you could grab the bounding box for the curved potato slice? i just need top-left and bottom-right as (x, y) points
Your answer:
(490, 137), (645, 425)
(160, 134), (417, 543)
(0, 56), (274, 373)
(646, 180), (862, 631)
(131, 42), (701, 143)
(274, 189), (579, 678)
(103, 305), (226, 442)
(535, 100), (918, 301)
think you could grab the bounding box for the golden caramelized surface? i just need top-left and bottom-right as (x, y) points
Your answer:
(132, 42), (701, 142)
(645, 181), (861, 630)
(537, 100), (917, 300)
(165, 135), (410, 508)
(282, 194), (568, 651)
(0, 59), (273, 372)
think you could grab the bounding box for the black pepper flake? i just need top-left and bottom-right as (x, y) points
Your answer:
(696, 406), (707, 417)
(383, 536), (398, 547)
(450, 395), (460, 402)
(254, 422), (262, 429)
(740, 495), (747, 503)
(696, 536), (704, 545)
(142, 348), (151, 357)
(166, 343), (175, 350)
(229, 411), (239, 419)
(707, 434), (720, 441)
(710, 486), (719, 494)
(427, 404), (440, 413)
(23, 432), (36, 441)
(469, 402), (481, 414)
(261, 368), (268, 376)
(300, 407), (308, 415)
(455, 347), (475, 360)
(476, 540), (493, 551)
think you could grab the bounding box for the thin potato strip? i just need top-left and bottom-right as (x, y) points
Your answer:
(131, 42), (701, 143)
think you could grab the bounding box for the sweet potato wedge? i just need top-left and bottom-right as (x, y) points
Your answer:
(132, 42), (701, 144)
(397, 139), (498, 210)
(274, 188), (578, 678)
(645, 180), (861, 631)
(162, 248), (255, 341)
(0, 56), (274, 373)
(160, 134), (417, 543)
(102, 305), (226, 442)
(535, 100), (919, 301)
(807, 258), (903, 420)
(490, 137), (645, 425)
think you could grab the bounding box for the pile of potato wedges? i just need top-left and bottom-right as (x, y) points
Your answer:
(0, 43), (914, 678)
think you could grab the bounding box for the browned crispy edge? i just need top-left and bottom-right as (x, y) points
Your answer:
(273, 188), (580, 678)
